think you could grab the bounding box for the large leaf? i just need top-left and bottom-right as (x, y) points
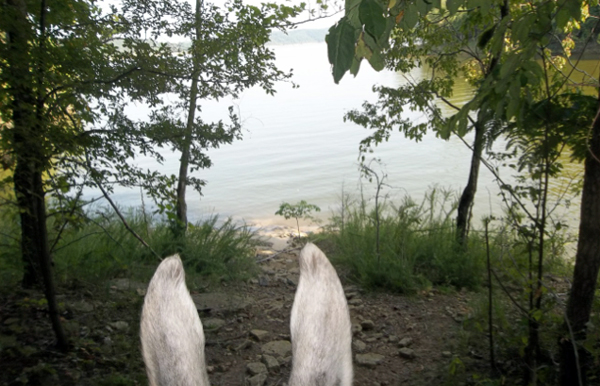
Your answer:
(326, 17), (358, 83)
(356, 32), (373, 60)
(345, 0), (363, 27)
(362, 31), (385, 71)
(446, 0), (461, 14)
(359, 0), (387, 40)
(401, 4), (419, 29)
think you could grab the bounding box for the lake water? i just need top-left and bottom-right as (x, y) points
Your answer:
(112, 42), (585, 235)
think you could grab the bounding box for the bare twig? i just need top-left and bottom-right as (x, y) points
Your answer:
(256, 247), (301, 263)
(85, 152), (160, 260)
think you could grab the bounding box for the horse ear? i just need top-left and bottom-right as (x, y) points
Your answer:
(140, 245), (354, 386)
(289, 243), (353, 386)
(140, 255), (210, 386)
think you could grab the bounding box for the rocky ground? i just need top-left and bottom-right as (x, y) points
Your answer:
(0, 240), (477, 386)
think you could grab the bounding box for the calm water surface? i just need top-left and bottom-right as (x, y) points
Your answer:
(112, 42), (586, 236)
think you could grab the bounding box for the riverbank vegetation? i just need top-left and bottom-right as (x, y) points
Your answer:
(0, 185), (580, 385)
(1, 0), (600, 385)
(0, 207), (258, 289)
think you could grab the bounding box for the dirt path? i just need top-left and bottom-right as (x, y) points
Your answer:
(0, 242), (474, 386)
(199, 244), (472, 385)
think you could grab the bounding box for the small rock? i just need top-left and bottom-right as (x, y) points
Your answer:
(0, 334), (18, 349)
(261, 267), (275, 275)
(442, 351), (452, 358)
(398, 348), (416, 359)
(203, 318), (226, 331)
(246, 362), (267, 376)
(250, 329), (269, 342)
(361, 320), (375, 331)
(258, 276), (270, 286)
(3, 318), (19, 326)
(356, 353), (384, 368)
(235, 340), (253, 351)
(71, 300), (94, 313)
(353, 339), (367, 352)
(247, 373), (267, 386)
(108, 278), (132, 291)
(286, 277), (298, 287)
(103, 336), (113, 347)
(348, 298), (363, 306)
(351, 322), (362, 335)
(262, 340), (292, 359)
(64, 320), (80, 336)
(388, 335), (399, 343)
(398, 337), (413, 348)
(110, 321), (129, 331)
(261, 354), (280, 372)
(192, 293), (250, 314)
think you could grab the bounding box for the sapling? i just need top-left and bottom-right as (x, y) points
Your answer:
(275, 201), (321, 237)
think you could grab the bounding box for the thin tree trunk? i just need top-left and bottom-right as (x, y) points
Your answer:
(7, 0), (68, 351)
(175, 0), (203, 231)
(559, 104), (600, 386)
(455, 0), (508, 247)
(456, 120), (484, 245)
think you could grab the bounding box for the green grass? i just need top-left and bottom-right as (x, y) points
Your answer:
(0, 206), (259, 288)
(324, 188), (486, 293)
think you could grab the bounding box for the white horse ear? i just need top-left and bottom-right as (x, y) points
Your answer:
(289, 243), (353, 386)
(140, 245), (353, 386)
(140, 255), (210, 386)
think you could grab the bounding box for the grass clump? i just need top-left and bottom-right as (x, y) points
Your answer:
(0, 205), (259, 288)
(326, 188), (486, 293)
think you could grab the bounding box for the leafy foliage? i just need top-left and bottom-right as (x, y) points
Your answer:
(275, 200), (321, 236)
(326, 188), (485, 293)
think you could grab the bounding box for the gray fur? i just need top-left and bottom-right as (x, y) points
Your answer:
(289, 243), (353, 386)
(140, 244), (353, 386)
(140, 255), (210, 386)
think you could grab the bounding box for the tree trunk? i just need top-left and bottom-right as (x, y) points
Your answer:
(456, 119), (485, 246)
(7, 0), (68, 351)
(455, 0), (508, 247)
(559, 104), (600, 386)
(175, 0), (203, 232)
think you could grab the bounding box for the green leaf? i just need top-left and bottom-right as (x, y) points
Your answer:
(350, 56), (362, 76)
(479, 0), (491, 16)
(362, 31), (385, 70)
(416, 0), (428, 15)
(555, 8), (571, 31)
(359, 0), (387, 40)
(506, 80), (521, 120)
(356, 32), (373, 59)
(402, 4), (419, 29)
(345, 0), (363, 27)
(446, 0), (461, 14)
(562, 0), (582, 20)
(326, 17), (358, 83)
(368, 50), (385, 71)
